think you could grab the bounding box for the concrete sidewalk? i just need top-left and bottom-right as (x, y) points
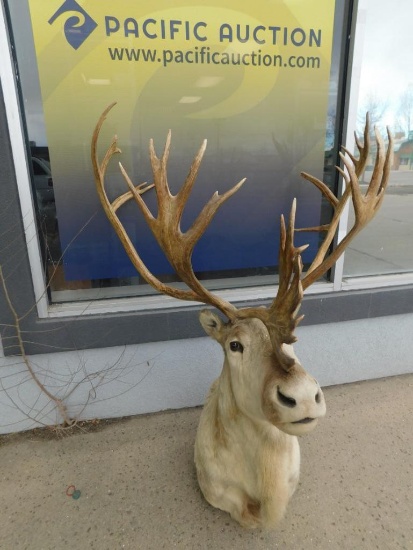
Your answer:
(1, 374), (412, 550)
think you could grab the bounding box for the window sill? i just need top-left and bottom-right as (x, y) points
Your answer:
(2, 281), (411, 357)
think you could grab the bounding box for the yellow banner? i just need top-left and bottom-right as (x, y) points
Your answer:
(28, 0), (336, 280)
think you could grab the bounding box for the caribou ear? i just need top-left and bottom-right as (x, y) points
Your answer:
(199, 309), (225, 341)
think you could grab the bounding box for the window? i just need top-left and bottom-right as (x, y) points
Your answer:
(5, 0), (349, 304)
(342, 0), (413, 278)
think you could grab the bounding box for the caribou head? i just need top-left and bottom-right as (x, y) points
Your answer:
(199, 307), (326, 437)
(91, 104), (393, 528)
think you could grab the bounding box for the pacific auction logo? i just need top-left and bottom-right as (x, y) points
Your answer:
(48, 0), (97, 50)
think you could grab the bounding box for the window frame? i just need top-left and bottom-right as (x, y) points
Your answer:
(1, 0), (412, 358)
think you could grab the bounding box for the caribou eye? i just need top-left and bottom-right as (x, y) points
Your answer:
(230, 341), (244, 353)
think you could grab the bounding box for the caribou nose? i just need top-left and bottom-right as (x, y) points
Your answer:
(277, 387), (297, 408)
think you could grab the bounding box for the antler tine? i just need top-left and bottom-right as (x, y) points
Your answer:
(112, 182), (154, 211)
(187, 178), (246, 249)
(341, 111), (370, 178)
(357, 111), (370, 176)
(149, 131), (172, 203)
(367, 125), (393, 204)
(265, 201), (308, 346)
(118, 161), (155, 227)
(271, 200), (308, 306)
(92, 103), (153, 220)
(377, 126), (394, 200)
(300, 172), (339, 208)
(91, 102), (120, 179)
(267, 206), (308, 350)
(175, 139), (208, 223)
(299, 115), (393, 290)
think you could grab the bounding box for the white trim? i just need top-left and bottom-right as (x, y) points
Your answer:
(333, 8), (368, 292)
(47, 270), (413, 318)
(48, 281), (335, 317)
(0, 1), (48, 318)
(342, 272), (413, 291)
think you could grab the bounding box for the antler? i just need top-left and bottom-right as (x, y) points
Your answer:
(298, 114), (393, 289)
(222, 114), (393, 368)
(92, 102), (244, 318)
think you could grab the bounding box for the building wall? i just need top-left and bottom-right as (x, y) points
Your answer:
(1, 312), (412, 434)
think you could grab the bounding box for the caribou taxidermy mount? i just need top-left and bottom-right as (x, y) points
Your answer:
(91, 103), (393, 529)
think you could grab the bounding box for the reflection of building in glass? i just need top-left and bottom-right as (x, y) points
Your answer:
(350, 128), (413, 174)
(394, 136), (413, 171)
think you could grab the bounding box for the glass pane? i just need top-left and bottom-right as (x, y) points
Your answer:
(344, 0), (413, 277)
(6, 0), (348, 302)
